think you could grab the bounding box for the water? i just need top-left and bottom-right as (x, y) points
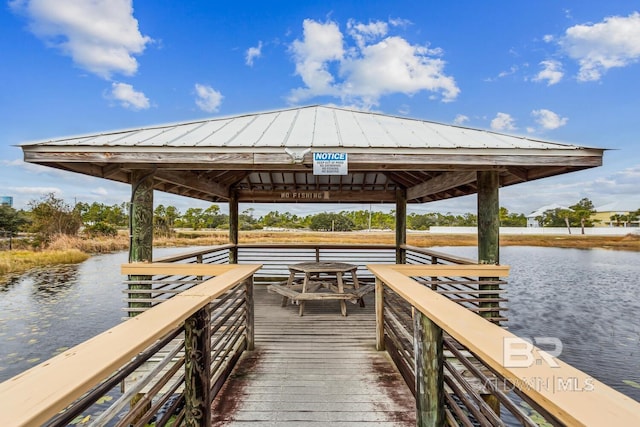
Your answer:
(0, 247), (189, 381)
(1, 246), (639, 404)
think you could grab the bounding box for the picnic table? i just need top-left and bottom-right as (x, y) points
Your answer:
(267, 261), (374, 316)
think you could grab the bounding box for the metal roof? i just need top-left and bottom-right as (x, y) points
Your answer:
(21, 105), (604, 204)
(25, 105), (584, 151)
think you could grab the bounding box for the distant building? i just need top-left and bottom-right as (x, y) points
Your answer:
(0, 196), (12, 207)
(526, 203), (572, 227)
(592, 201), (639, 227)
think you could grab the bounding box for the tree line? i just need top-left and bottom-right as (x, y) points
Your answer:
(0, 194), (638, 245)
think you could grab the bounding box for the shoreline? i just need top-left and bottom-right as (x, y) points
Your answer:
(2, 231), (638, 285)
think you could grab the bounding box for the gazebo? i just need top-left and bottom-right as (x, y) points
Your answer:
(21, 105), (604, 267)
(16, 105), (635, 427)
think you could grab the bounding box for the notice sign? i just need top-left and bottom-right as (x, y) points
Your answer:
(313, 152), (348, 175)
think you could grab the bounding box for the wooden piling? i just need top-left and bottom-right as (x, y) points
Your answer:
(396, 189), (407, 264)
(128, 169), (154, 317)
(229, 191), (239, 264)
(476, 170), (501, 320)
(184, 305), (212, 427)
(414, 311), (445, 426)
(375, 278), (385, 351)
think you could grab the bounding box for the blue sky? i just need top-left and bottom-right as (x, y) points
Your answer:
(1, 1), (639, 217)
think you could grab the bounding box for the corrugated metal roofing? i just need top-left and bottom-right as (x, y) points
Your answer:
(20, 105), (605, 204)
(23, 105), (583, 151)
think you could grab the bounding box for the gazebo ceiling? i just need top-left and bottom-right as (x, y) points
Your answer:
(21, 105), (604, 204)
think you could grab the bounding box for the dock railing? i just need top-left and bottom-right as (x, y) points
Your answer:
(0, 263), (261, 427)
(368, 264), (640, 426)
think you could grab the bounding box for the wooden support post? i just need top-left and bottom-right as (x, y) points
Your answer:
(128, 169), (154, 317)
(477, 170), (502, 412)
(414, 311), (445, 427)
(477, 171), (500, 265)
(477, 170), (501, 321)
(184, 305), (212, 427)
(229, 191), (239, 264)
(396, 188), (407, 264)
(375, 278), (385, 351)
(245, 278), (255, 351)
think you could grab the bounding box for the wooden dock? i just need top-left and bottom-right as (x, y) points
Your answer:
(211, 286), (416, 426)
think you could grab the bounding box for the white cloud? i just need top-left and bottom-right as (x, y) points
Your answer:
(195, 83), (223, 113)
(490, 112), (516, 131)
(245, 41), (263, 66)
(453, 114), (469, 125)
(347, 19), (388, 48)
(531, 109), (568, 130)
(8, 186), (62, 195)
(398, 104), (410, 115)
(91, 187), (109, 196)
(288, 18), (459, 109)
(289, 19), (344, 101)
(533, 60), (563, 85)
(10, 0), (152, 79)
(108, 82), (150, 110)
(498, 65), (518, 78)
(559, 12), (640, 82)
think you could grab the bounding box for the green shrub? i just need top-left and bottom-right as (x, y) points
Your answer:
(84, 222), (118, 237)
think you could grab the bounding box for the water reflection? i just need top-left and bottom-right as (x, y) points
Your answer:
(31, 265), (79, 300)
(0, 247), (193, 381)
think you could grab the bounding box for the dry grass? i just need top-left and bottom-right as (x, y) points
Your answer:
(0, 249), (89, 282)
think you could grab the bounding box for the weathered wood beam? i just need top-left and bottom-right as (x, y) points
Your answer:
(23, 149), (604, 170)
(407, 171), (477, 200)
(236, 189), (397, 203)
(154, 170), (230, 199)
(100, 164), (122, 178)
(506, 167), (529, 181)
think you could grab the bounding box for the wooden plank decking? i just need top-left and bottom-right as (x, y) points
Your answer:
(211, 286), (416, 426)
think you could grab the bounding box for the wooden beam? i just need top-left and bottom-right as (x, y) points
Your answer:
(236, 189), (397, 203)
(23, 149), (604, 170)
(101, 164), (122, 178)
(407, 171), (477, 200)
(155, 170), (230, 199)
(506, 167), (529, 181)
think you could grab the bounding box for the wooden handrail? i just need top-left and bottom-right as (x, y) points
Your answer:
(153, 244), (234, 263)
(121, 262), (238, 276)
(401, 244), (476, 265)
(368, 264), (640, 426)
(0, 264), (261, 427)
